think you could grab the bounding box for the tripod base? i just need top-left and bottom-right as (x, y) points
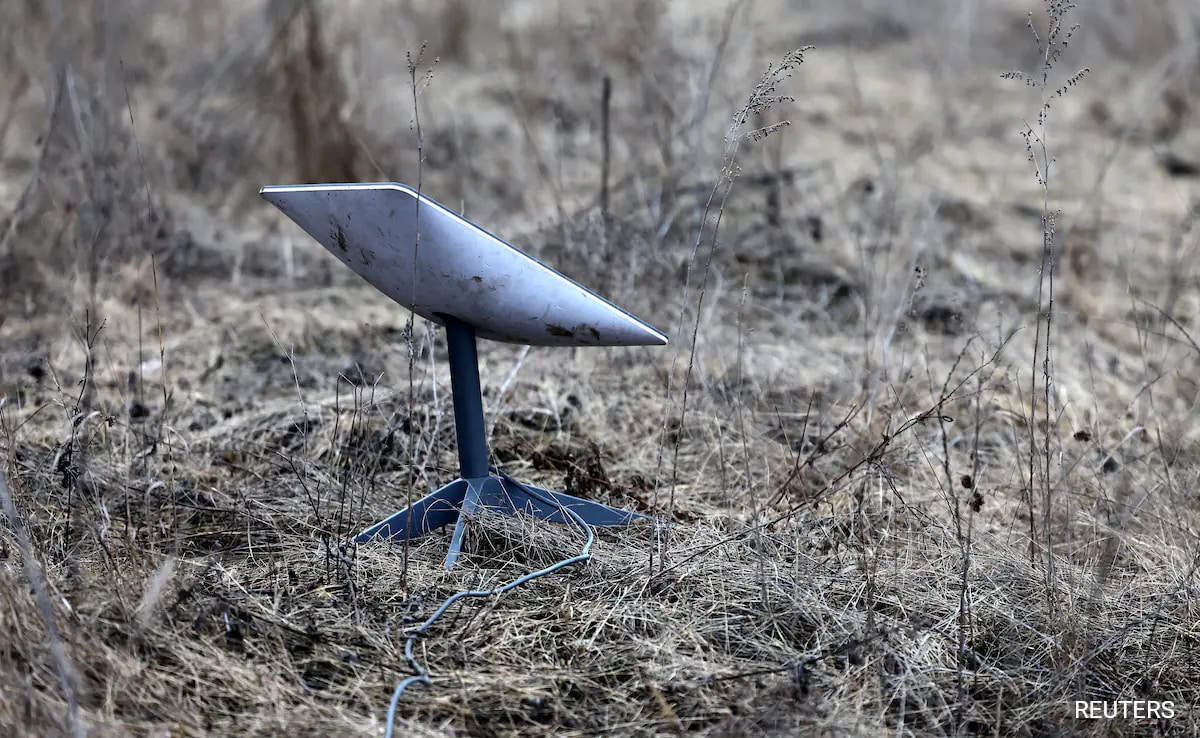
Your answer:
(356, 475), (651, 568)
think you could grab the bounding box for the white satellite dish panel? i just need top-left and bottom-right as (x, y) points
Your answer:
(260, 182), (667, 347)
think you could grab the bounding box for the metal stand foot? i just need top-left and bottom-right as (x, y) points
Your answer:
(356, 474), (650, 568)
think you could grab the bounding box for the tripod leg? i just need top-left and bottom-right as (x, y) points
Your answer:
(444, 477), (490, 568)
(498, 478), (653, 527)
(355, 479), (469, 543)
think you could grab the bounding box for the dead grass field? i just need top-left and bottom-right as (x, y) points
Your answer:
(2, 1), (1200, 736)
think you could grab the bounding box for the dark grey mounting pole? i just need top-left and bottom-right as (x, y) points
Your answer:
(444, 317), (488, 480)
(355, 316), (653, 569)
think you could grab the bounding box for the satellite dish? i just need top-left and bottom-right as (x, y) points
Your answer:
(262, 182), (666, 568)
(260, 182), (666, 347)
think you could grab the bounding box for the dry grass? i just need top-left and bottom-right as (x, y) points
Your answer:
(2, 0), (1200, 736)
